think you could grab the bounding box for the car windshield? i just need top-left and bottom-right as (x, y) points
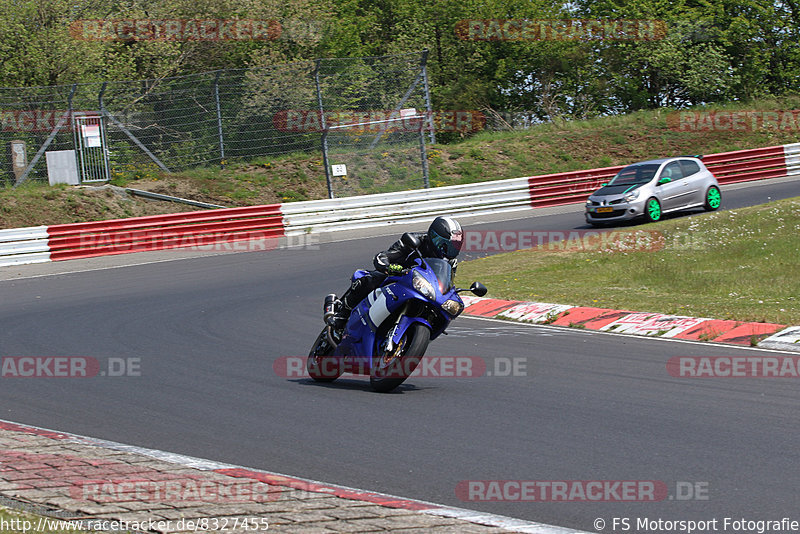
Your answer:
(424, 258), (453, 294)
(608, 164), (660, 186)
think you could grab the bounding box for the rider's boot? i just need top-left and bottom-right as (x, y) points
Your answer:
(328, 301), (351, 330)
(328, 288), (359, 330)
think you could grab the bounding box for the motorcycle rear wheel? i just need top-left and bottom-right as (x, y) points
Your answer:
(370, 323), (430, 393)
(307, 328), (342, 382)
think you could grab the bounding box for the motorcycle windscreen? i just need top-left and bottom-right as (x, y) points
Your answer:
(425, 258), (454, 294)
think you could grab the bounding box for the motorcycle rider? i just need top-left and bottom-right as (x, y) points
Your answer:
(328, 216), (464, 330)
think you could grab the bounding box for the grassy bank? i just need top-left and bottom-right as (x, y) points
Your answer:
(2, 96), (800, 228)
(457, 197), (800, 325)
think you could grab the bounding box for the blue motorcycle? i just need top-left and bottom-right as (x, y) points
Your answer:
(308, 233), (487, 393)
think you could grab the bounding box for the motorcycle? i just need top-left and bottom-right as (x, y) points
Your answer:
(307, 233), (487, 393)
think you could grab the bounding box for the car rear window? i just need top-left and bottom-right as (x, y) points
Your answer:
(680, 159), (701, 176)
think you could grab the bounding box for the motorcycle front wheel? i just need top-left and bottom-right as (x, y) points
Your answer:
(370, 323), (430, 393)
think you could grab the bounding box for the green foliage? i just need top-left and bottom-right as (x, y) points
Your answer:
(0, 0), (797, 135)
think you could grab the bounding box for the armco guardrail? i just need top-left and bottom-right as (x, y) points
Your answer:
(1, 142), (798, 267)
(0, 206), (284, 266)
(786, 143), (800, 176)
(280, 177), (532, 235)
(703, 145), (791, 184)
(0, 226), (50, 267)
(527, 165), (622, 209)
(46, 205), (284, 261)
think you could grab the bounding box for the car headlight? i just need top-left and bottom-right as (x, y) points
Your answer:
(412, 272), (436, 300)
(624, 190), (640, 202)
(441, 299), (464, 316)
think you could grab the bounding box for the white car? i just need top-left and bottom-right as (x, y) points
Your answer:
(585, 157), (721, 225)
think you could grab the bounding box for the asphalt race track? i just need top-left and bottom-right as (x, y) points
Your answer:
(1, 177), (798, 531)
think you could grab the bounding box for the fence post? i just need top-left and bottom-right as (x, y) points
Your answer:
(421, 49), (435, 145)
(214, 71), (226, 169)
(314, 59), (334, 199)
(419, 116), (430, 189)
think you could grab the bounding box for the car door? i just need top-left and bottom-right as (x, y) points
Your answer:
(679, 159), (704, 205)
(655, 161), (688, 211)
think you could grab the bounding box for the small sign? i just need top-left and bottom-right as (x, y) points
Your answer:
(81, 124), (102, 147)
(10, 140), (27, 183)
(331, 164), (347, 177)
(400, 108), (417, 118)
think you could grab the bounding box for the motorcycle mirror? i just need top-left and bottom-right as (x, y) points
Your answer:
(470, 282), (487, 297)
(401, 232), (422, 249)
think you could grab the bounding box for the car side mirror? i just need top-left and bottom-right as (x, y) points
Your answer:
(401, 232), (421, 249)
(657, 177), (671, 185)
(470, 282), (487, 297)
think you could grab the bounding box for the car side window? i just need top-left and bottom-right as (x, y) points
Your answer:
(659, 161), (684, 182)
(680, 159), (700, 177)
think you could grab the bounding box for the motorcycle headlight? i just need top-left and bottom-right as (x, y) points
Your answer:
(412, 272), (436, 300)
(442, 299), (464, 317)
(624, 190), (640, 202)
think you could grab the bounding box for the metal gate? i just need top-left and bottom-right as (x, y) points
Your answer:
(73, 113), (110, 182)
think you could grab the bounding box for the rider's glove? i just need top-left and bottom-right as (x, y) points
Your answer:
(386, 264), (404, 275)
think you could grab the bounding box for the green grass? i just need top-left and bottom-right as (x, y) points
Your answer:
(457, 197), (800, 325)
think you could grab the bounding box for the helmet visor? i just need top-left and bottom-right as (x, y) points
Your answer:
(433, 229), (462, 259)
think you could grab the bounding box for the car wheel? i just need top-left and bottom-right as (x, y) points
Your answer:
(644, 197), (662, 223)
(704, 186), (721, 211)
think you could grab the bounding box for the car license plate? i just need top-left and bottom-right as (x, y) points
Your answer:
(596, 207), (613, 213)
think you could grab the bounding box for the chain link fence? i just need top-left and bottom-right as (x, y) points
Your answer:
(1, 51), (433, 198)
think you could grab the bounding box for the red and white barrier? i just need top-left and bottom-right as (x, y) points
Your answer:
(0, 226), (50, 266)
(46, 205), (284, 261)
(0, 206), (285, 266)
(1, 142), (798, 267)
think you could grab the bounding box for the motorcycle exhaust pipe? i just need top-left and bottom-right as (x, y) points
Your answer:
(323, 294), (337, 323)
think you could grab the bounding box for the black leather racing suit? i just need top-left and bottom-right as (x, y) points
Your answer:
(336, 232), (458, 316)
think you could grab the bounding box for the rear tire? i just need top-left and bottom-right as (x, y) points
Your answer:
(644, 197), (662, 223)
(307, 328), (342, 382)
(704, 186), (721, 211)
(370, 323), (430, 393)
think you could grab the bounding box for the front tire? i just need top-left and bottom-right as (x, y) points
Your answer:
(644, 197), (662, 223)
(307, 328), (342, 382)
(370, 323), (430, 393)
(704, 186), (721, 211)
